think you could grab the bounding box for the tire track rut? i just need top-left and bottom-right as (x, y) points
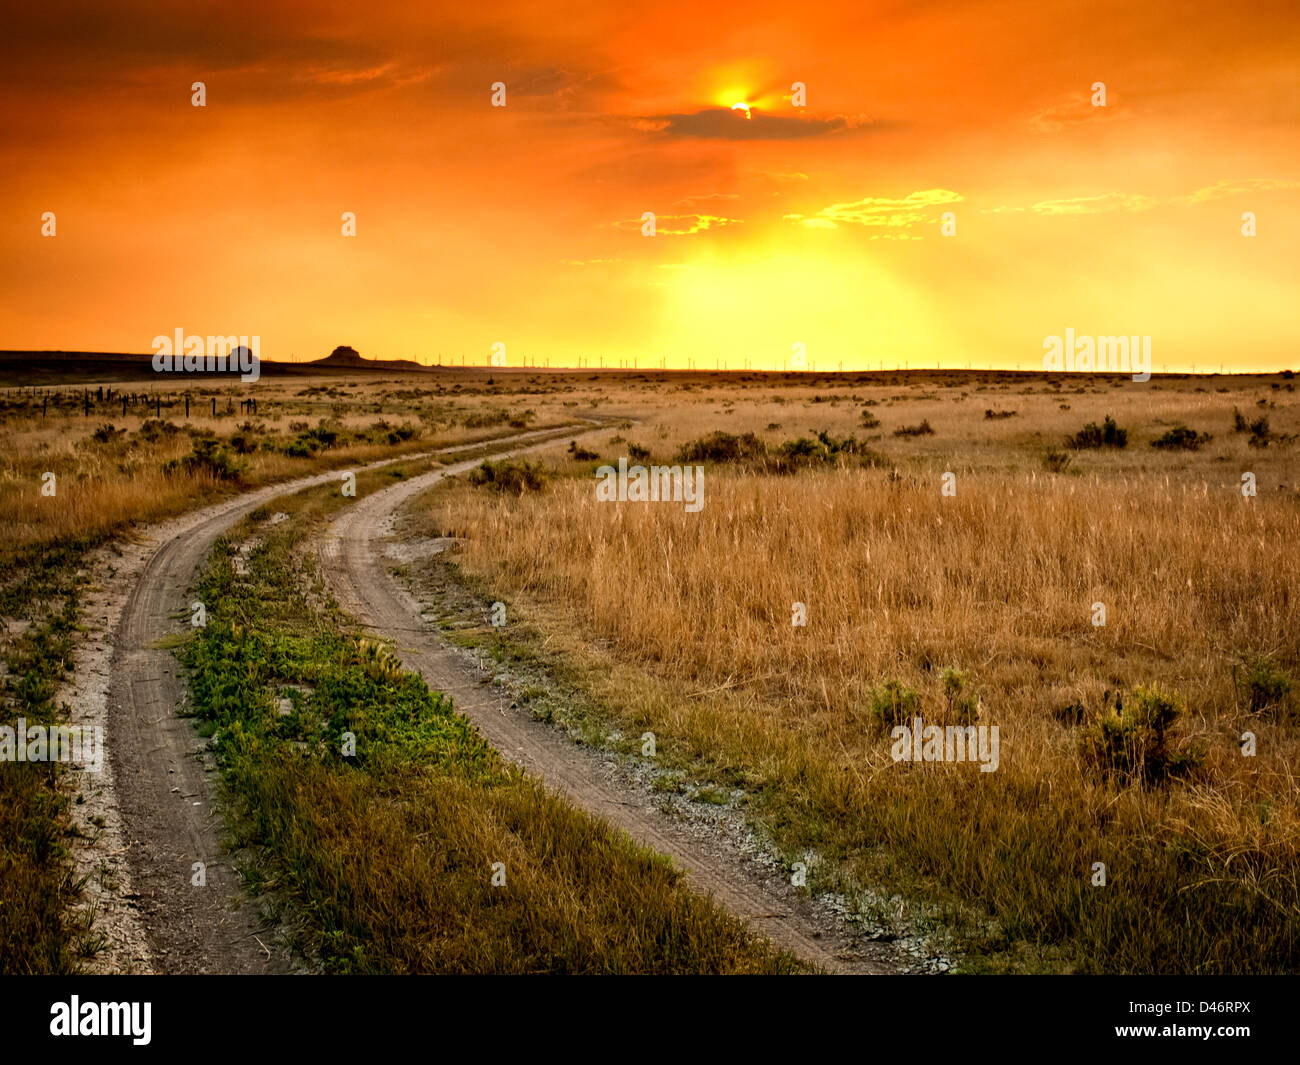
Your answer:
(99, 425), (589, 973)
(317, 439), (906, 974)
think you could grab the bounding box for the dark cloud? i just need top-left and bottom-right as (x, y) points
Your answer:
(0, 1), (621, 109)
(632, 107), (877, 141)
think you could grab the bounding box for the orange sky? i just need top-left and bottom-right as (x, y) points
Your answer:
(3, 0), (1298, 371)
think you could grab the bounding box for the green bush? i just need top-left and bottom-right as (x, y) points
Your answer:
(1151, 425), (1212, 450)
(1241, 659), (1293, 714)
(468, 459), (547, 494)
(1079, 686), (1202, 785)
(675, 431), (766, 464)
(892, 420), (934, 437)
(768, 431), (882, 473)
(165, 436), (246, 482)
(303, 420), (341, 450)
(869, 680), (921, 731)
(942, 668), (979, 725)
(90, 423), (126, 445)
(1067, 414), (1127, 449)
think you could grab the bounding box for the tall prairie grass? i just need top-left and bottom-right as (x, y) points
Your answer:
(426, 425), (1300, 972)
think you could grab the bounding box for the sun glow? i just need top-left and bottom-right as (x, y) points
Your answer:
(731, 101), (752, 119)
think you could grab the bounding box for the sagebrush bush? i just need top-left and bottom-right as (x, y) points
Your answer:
(869, 680), (921, 730)
(893, 420), (934, 437)
(464, 407), (511, 429)
(1079, 686), (1202, 784)
(165, 436), (246, 482)
(1151, 425), (1212, 450)
(768, 431), (881, 473)
(942, 668), (979, 725)
(1241, 659), (1293, 715)
(135, 418), (183, 443)
(90, 423), (125, 445)
(468, 459), (547, 494)
(675, 431), (766, 464)
(1067, 414), (1127, 449)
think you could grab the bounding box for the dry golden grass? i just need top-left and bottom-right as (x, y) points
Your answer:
(420, 372), (1300, 972)
(0, 374), (582, 566)
(0, 369), (584, 972)
(4, 365), (1297, 972)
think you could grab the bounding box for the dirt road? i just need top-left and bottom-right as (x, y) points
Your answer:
(75, 420), (909, 974)
(81, 425), (591, 973)
(317, 441), (908, 974)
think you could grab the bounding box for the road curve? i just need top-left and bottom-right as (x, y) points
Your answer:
(103, 424), (593, 973)
(317, 440), (903, 974)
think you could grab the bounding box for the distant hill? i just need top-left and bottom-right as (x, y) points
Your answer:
(308, 345), (427, 372)
(0, 346), (436, 384)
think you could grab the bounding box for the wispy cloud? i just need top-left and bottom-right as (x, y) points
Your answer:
(784, 188), (962, 230)
(614, 213), (742, 236)
(1029, 192), (1158, 215)
(1029, 92), (1133, 133)
(987, 178), (1300, 216)
(1182, 178), (1300, 203)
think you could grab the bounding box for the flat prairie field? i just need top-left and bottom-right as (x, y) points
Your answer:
(2, 366), (1297, 975)
(403, 368), (1300, 973)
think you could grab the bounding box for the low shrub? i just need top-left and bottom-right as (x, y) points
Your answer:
(90, 424), (126, 445)
(165, 436), (246, 482)
(1151, 425), (1212, 450)
(893, 420), (934, 437)
(1240, 659), (1294, 715)
(1079, 686), (1202, 785)
(869, 680), (921, 731)
(1066, 414), (1127, 449)
(675, 431), (766, 464)
(468, 459), (547, 494)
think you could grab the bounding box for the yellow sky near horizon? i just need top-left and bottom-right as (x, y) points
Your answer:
(2, 0), (1298, 372)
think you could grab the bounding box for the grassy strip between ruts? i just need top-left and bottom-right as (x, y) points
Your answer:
(180, 464), (802, 973)
(0, 420), (584, 973)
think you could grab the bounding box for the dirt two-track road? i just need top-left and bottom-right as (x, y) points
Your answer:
(75, 424), (907, 974)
